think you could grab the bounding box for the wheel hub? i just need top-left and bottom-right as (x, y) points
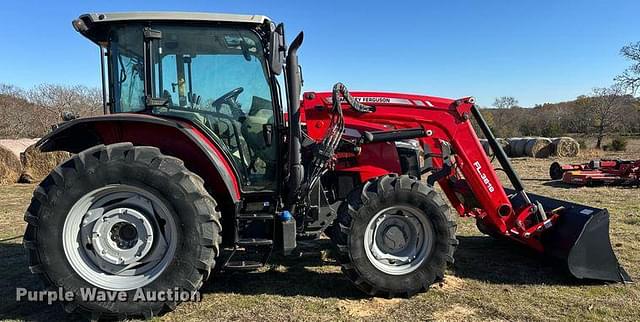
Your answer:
(63, 185), (176, 291)
(90, 207), (154, 266)
(381, 217), (416, 253)
(364, 205), (434, 275)
(383, 226), (406, 250)
(113, 222), (138, 247)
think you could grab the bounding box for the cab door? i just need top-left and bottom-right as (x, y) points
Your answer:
(146, 25), (279, 192)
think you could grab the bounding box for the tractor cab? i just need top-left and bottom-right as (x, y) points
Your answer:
(73, 12), (286, 191)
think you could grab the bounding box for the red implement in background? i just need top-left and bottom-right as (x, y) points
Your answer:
(550, 159), (640, 186)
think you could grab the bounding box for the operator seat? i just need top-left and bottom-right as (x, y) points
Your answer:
(241, 96), (276, 179)
(205, 108), (252, 170)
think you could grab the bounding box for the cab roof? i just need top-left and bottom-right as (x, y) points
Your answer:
(78, 12), (271, 25)
(74, 12), (272, 45)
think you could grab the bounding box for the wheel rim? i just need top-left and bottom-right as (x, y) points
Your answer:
(63, 184), (177, 291)
(363, 205), (434, 275)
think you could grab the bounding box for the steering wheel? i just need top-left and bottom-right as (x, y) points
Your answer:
(211, 87), (244, 117)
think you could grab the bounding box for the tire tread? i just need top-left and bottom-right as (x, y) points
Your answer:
(23, 143), (222, 319)
(329, 174), (458, 298)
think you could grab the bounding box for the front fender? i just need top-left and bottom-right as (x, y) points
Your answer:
(38, 113), (241, 203)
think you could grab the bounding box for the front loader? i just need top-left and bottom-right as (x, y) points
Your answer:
(23, 12), (630, 319)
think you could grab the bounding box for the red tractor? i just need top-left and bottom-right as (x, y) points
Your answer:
(24, 12), (630, 318)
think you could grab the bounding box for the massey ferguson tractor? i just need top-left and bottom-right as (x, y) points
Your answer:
(23, 12), (630, 318)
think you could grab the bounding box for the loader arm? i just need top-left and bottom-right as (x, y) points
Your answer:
(302, 91), (630, 282)
(305, 93), (534, 242)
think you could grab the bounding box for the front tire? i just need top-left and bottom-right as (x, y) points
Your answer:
(329, 175), (457, 297)
(23, 143), (221, 319)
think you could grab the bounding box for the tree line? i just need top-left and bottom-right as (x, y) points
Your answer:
(0, 84), (102, 139)
(479, 41), (640, 149)
(1, 42), (639, 144)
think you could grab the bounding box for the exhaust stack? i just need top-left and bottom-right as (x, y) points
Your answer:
(285, 32), (304, 207)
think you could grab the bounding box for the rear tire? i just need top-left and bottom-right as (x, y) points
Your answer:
(329, 174), (457, 297)
(23, 143), (221, 319)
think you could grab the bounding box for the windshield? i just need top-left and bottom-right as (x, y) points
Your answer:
(109, 24), (272, 113)
(109, 24), (277, 190)
(109, 26), (145, 112)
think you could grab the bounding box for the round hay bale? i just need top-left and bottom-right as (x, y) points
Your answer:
(524, 137), (553, 158)
(0, 145), (22, 184)
(0, 138), (39, 159)
(479, 138), (510, 157)
(479, 139), (491, 156)
(551, 137), (580, 157)
(507, 138), (517, 156)
(496, 138), (510, 156)
(20, 144), (70, 183)
(508, 138), (530, 157)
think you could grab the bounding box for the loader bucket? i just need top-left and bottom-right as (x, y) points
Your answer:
(507, 189), (632, 283)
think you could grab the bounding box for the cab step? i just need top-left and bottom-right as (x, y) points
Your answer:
(237, 238), (273, 247)
(224, 260), (264, 270)
(236, 213), (275, 220)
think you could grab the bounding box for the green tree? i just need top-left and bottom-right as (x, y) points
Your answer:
(493, 96), (519, 109)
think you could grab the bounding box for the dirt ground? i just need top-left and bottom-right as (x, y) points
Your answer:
(0, 140), (638, 321)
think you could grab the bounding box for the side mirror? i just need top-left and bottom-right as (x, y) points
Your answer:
(269, 23), (286, 75)
(62, 111), (79, 122)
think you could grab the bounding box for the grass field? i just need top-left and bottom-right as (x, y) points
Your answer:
(0, 142), (638, 321)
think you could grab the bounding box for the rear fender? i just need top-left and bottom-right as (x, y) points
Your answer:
(37, 114), (241, 210)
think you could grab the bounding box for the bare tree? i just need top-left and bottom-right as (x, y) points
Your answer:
(493, 96), (519, 109)
(0, 83), (25, 97)
(616, 42), (640, 94)
(29, 84), (76, 119)
(74, 86), (103, 117)
(0, 83), (102, 139)
(587, 85), (626, 149)
(569, 95), (595, 133)
(489, 97), (521, 137)
(27, 84), (103, 131)
(0, 92), (49, 138)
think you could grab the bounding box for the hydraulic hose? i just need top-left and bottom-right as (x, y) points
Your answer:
(332, 82), (376, 113)
(304, 83), (373, 197)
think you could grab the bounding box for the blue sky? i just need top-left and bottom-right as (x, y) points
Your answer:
(0, 0), (638, 107)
